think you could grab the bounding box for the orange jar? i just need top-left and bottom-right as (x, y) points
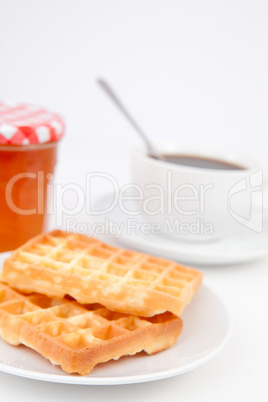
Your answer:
(0, 102), (65, 252)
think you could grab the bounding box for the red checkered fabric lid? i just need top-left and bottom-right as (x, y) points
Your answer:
(0, 101), (65, 145)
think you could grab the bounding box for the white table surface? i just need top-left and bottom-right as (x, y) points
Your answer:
(0, 141), (267, 401)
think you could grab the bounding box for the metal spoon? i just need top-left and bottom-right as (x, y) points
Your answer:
(97, 78), (163, 160)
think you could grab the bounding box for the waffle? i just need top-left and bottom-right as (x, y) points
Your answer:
(0, 282), (182, 375)
(1, 230), (203, 317)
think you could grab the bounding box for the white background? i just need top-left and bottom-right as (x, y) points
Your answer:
(0, 0), (268, 158)
(0, 1), (268, 401)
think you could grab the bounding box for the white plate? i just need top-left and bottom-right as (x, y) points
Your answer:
(0, 252), (231, 385)
(90, 193), (268, 265)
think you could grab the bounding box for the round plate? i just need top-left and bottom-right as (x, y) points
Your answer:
(90, 193), (268, 265)
(0, 253), (231, 385)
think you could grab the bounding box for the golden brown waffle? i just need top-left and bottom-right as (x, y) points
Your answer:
(1, 230), (203, 317)
(0, 282), (182, 375)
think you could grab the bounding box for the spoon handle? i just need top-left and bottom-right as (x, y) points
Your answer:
(97, 78), (162, 159)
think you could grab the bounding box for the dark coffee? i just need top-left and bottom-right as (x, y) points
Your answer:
(161, 155), (244, 170)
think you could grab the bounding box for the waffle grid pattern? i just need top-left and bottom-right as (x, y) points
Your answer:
(0, 283), (182, 375)
(1, 231), (203, 316)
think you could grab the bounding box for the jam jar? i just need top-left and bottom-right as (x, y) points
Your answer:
(0, 102), (65, 252)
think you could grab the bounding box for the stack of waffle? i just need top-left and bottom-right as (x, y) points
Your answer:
(0, 230), (203, 375)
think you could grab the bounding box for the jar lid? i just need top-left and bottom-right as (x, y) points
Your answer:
(0, 102), (65, 145)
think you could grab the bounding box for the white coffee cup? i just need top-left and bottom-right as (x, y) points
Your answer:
(131, 143), (267, 242)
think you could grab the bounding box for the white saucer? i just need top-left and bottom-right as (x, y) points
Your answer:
(90, 193), (268, 265)
(0, 252), (231, 385)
